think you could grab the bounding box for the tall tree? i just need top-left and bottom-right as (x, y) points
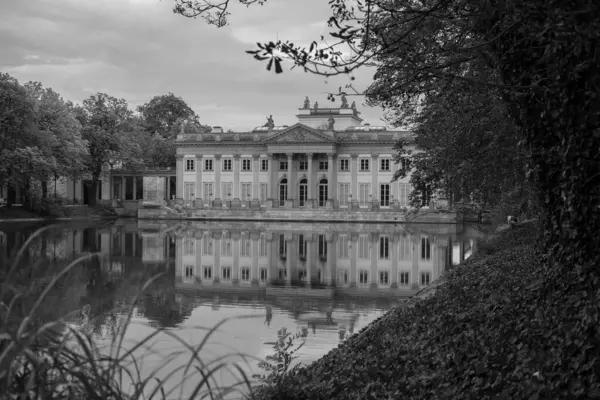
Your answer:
(136, 93), (199, 139)
(23, 82), (88, 198)
(77, 93), (142, 206)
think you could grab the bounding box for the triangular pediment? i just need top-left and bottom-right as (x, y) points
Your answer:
(265, 123), (335, 144)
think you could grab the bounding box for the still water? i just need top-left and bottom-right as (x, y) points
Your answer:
(0, 219), (483, 398)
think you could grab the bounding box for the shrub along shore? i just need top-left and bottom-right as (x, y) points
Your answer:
(252, 221), (599, 399)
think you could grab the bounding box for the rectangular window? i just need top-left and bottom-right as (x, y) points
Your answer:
(358, 235), (369, 259)
(222, 182), (233, 199)
(279, 234), (287, 257)
(379, 270), (389, 285)
(421, 272), (431, 286)
(221, 235), (232, 256)
(203, 183), (213, 203)
(401, 158), (411, 171)
(241, 182), (252, 200)
(261, 159), (269, 171)
(339, 269), (349, 284)
(299, 161), (308, 170)
(202, 235), (213, 255)
(360, 158), (370, 171)
(319, 161), (328, 170)
(184, 265), (194, 279)
(204, 159), (213, 171)
(379, 236), (389, 259)
(318, 234), (327, 260)
(240, 235), (251, 257)
(260, 183), (268, 202)
(399, 236), (411, 260)
(279, 161), (288, 170)
(184, 237), (195, 256)
(260, 268), (268, 282)
(359, 183), (370, 206)
(359, 270), (369, 284)
(241, 267), (250, 281)
(299, 234), (307, 260)
(278, 269), (287, 279)
(339, 158), (349, 171)
(398, 183), (410, 207)
(242, 158), (252, 171)
(380, 183), (390, 207)
(185, 159), (195, 171)
(421, 237), (431, 260)
(338, 235), (349, 258)
(338, 183), (350, 207)
(259, 235), (267, 257)
(203, 266), (213, 280)
(400, 272), (410, 285)
(222, 267), (231, 281)
(184, 182), (196, 202)
(380, 158), (391, 171)
(222, 158), (232, 171)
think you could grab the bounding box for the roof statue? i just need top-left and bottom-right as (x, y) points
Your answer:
(340, 94), (349, 108)
(351, 101), (357, 111)
(264, 115), (275, 129)
(314, 101), (319, 110)
(303, 96), (310, 109)
(328, 116), (335, 130)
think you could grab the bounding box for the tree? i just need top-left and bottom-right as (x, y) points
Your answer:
(174, 0), (600, 283)
(23, 82), (88, 198)
(77, 93), (142, 206)
(136, 93), (199, 139)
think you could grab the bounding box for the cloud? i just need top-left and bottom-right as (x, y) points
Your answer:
(0, 0), (390, 130)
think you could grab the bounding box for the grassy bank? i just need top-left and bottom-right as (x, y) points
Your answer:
(252, 221), (599, 399)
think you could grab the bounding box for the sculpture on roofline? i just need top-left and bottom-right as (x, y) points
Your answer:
(328, 116), (335, 130)
(303, 96), (310, 109)
(314, 101), (319, 110)
(340, 94), (349, 108)
(264, 115), (275, 129)
(351, 101), (357, 111)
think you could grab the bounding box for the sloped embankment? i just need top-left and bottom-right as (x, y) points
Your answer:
(253, 221), (599, 399)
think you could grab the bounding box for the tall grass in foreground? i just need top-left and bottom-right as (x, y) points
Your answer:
(0, 227), (300, 399)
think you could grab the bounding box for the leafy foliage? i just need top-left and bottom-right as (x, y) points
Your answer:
(252, 222), (600, 399)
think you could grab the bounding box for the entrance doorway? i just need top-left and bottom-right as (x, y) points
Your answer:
(318, 178), (328, 207)
(298, 178), (307, 206)
(279, 178), (288, 206)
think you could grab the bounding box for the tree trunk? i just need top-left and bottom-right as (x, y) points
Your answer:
(41, 181), (48, 199)
(89, 172), (100, 207)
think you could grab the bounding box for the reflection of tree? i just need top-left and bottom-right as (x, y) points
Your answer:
(265, 306), (272, 327)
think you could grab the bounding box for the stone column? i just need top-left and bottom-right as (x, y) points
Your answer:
(350, 233), (358, 287)
(252, 154), (260, 200)
(391, 234), (399, 288)
(370, 232), (378, 289)
(371, 153), (378, 201)
(305, 234), (313, 288)
(133, 176), (137, 200)
(213, 231), (221, 281)
(326, 233), (336, 285)
(269, 153), (277, 202)
(286, 236), (293, 285)
(251, 231), (260, 285)
(176, 155), (184, 201)
(327, 153), (335, 206)
(392, 160), (399, 206)
(195, 155), (203, 205)
(307, 153), (314, 206)
(351, 154), (358, 208)
(214, 155), (222, 201)
(286, 153), (293, 206)
(233, 154), (241, 201)
(232, 231), (240, 285)
(411, 233), (420, 289)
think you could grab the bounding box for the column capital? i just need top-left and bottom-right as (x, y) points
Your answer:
(350, 154), (359, 159)
(233, 154), (241, 159)
(195, 154), (203, 160)
(214, 154), (222, 160)
(252, 153), (261, 159)
(286, 153), (294, 158)
(306, 153), (314, 159)
(370, 153), (379, 159)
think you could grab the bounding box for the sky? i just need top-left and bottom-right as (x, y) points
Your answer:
(0, 0), (389, 131)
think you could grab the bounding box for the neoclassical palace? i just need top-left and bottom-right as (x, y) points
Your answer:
(174, 96), (416, 210)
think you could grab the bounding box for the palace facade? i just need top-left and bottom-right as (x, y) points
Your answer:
(174, 97), (417, 210)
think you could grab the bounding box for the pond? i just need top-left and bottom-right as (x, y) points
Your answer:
(0, 219), (484, 398)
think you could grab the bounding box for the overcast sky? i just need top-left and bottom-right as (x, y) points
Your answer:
(0, 0), (390, 131)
